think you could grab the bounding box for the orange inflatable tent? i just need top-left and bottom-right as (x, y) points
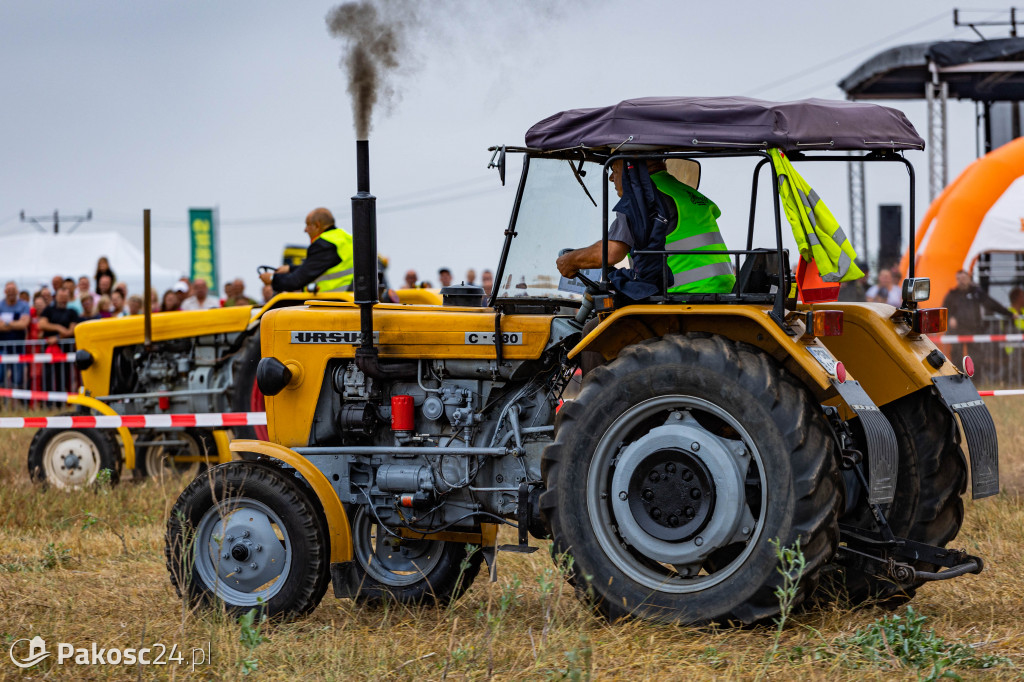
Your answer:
(902, 137), (1024, 305)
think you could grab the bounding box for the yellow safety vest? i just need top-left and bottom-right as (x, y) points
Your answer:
(650, 172), (735, 294)
(312, 228), (354, 292)
(769, 149), (864, 283)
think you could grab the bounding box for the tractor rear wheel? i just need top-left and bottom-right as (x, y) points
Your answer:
(343, 505), (483, 605)
(138, 429), (211, 480)
(231, 331), (269, 442)
(165, 461), (330, 619)
(823, 388), (967, 605)
(540, 333), (840, 625)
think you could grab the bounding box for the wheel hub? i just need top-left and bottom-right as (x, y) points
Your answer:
(196, 500), (290, 602)
(62, 452), (82, 470)
(628, 448), (715, 542)
(608, 411), (753, 567)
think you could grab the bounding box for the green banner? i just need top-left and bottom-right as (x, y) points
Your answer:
(188, 208), (218, 292)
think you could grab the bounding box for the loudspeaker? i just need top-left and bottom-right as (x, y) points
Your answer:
(878, 204), (902, 267)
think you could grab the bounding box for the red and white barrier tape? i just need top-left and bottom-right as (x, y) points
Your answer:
(0, 388), (71, 402)
(977, 389), (1024, 397)
(933, 333), (1024, 344)
(0, 351), (76, 364)
(0, 412), (267, 429)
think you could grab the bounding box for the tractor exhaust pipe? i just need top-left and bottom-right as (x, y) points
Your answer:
(352, 139), (378, 348)
(351, 140), (416, 380)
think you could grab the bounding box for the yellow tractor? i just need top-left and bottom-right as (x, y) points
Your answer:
(165, 97), (999, 625)
(28, 289), (441, 488)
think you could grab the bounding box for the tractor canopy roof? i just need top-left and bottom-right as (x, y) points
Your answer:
(524, 96), (924, 155)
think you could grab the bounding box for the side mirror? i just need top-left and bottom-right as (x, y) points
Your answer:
(488, 145), (506, 186)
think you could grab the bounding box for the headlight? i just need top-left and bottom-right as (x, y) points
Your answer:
(256, 357), (292, 396)
(902, 277), (931, 303)
(74, 349), (94, 370)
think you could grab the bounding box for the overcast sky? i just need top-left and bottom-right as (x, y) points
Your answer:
(0, 0), (1009, 297)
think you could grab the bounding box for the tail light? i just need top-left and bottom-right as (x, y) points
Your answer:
(803, 310), (844, 337)
(912, 308), (947, 335)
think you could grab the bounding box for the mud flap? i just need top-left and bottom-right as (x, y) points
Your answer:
(832, 379), (898, 505)
(932, 375), (999, 499)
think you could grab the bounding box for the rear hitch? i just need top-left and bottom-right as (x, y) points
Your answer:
(838, 524), (984, 584)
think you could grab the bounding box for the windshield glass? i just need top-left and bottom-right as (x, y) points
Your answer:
(496, 156), (608, 302)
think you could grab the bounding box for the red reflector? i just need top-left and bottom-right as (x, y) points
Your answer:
(400, 494), (414, 508)
(836, 361), (847, 384)
(964, 356), (975, 378)
(913, 308), (948, 335)
(158, 396), (170, 410)
(391, 395), (414, 431)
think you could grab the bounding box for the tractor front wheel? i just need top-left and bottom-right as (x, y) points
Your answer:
(28, 417), (121, 489)
(165, 462), (330, 619)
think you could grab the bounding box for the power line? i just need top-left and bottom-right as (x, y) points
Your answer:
(743, 10), (950, 98)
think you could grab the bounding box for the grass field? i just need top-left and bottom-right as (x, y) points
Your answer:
(0, 399), (1021, 681)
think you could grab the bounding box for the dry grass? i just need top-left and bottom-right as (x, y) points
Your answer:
(0, 400), (1022, 681)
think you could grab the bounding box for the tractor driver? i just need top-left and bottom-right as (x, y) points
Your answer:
(555, 159), (735, 299)
(260, 208), (354, 293)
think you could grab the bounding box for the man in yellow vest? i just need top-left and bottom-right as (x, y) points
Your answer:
(555, 159), (734, 297)
(260, 207), (354, 293)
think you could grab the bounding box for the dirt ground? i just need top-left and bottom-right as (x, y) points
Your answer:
(0, 398), (1021, 680)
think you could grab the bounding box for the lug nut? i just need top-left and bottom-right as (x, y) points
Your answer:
(250, 562), (258, 570)
(642, 489), (654, 501)
(685, 507), (696, 519)
(222, 552), (231, 559)
(691, 442), (700, 451)
(255, 545), (262, 552)
(242, 530), (250, 538)
(695, 536), (704, 547)
(618, 491), (628, 501)
(226, 535), (234, 542)
(741, 526), (750, 535)
(651, 508), (662, 519)
(682, 469), (693, 481)
(668, 515), (679, 527)
(691, 489), (702, 499)
(234, 566), (243, 573)
(665, 463), (676, 474)
(648, 471), (660, 482)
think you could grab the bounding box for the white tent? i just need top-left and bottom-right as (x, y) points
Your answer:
(0, 231), (182, 297)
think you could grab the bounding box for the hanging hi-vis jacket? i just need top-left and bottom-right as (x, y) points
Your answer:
(769, 149), (864, 283)
(312, 227), (355, 292)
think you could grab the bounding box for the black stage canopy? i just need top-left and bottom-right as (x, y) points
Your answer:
(839, 38), (1024, 101)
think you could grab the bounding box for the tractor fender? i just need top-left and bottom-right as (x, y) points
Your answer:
(229, 439), (352, 563)
(567, 304), (838, 397)
(813, 302), (962, 406)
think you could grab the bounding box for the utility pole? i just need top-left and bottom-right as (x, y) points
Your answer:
(19, 209), (92, 234)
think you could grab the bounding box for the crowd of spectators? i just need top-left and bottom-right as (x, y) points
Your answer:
(2, 256), (264, 350)
(403, 267), (495, 303)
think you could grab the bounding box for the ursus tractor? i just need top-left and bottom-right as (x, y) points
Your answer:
(166, 97), (999, 625)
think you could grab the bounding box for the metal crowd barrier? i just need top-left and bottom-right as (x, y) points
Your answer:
(0, 338), (80, 405)
(937, 316), (1024, 390)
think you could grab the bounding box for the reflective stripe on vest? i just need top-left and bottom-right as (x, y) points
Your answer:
(769, 149), (864, 283)
(312, 228), (355, 292)
(650, 171), (736, 294)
